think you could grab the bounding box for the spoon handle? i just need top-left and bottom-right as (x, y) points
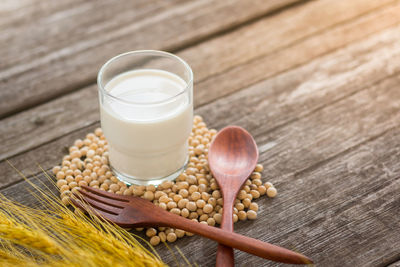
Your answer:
(160, 211), (312, 264)
(216, 198), (235, 267)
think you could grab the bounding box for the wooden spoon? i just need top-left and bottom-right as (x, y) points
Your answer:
(208, 126), (259, 266)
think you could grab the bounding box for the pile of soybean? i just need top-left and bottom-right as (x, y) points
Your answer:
(53, 115), (277, 246)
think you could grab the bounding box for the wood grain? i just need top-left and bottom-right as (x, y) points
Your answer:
(194, 0), (400, 107)
(181, 0), (397, 91)
(2, 26), (400, 267)
(3, 79), (400, 264)
(0, 0), (303, 118)
(228, 126), (400, 266)
(129, 79), (400, 265)
(1, 1), (400, 266)
(0, 0), (85, 29)
(2, 19), (400, 195)
(3, 108), (400, 266)
(2, 0), (399, 163)
(0, 123), (99, 190)
(0, 0), (183, 69)
(196, 24), (400, 131)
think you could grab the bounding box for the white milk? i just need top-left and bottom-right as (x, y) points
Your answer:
(100, 69), (193, 182)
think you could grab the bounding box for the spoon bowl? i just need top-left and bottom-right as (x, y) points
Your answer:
(209, 126), (259, 178)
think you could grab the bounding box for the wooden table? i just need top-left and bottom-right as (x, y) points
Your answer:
(1, 0), (400, 266)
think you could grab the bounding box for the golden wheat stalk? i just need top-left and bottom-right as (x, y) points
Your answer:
(0, 196), (166, 266)
(0, 163), (167, 267)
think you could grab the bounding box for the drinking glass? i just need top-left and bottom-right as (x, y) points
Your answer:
(97, 50), (193, 185)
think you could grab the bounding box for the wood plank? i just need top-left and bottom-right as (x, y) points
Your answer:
(181, 0), (398, 88)
(0, 0), (183, 69)
(3, 27), (400, 267)
(1, 9), (399, 163)
(2, 102), (400, 266)
(248, 76), (400, 186)
(159, 126), (400, 266)
(0, 0), (304, 118)
(0, 86), (99, 161)
(389, 261), (400, 267)
(2, 24), (400, 206)
(228, 126), (400, 266)
(196, 25), (400, 130)
(0, 23), (397, 201)
(0, 123), (99, 190)
(0, 171), (60, 208)
(193, 0), (400, 107)
(0, 0), (86, 29)
(2, 1), (399, 266)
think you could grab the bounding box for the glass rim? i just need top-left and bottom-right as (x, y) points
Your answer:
(97, 50), (193, 105)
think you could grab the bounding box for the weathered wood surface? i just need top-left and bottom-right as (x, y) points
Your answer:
(1, 0), (400, 266)
(2, 11), (400, 190)
(2, 0), (399, 164)
(0, 0), (304, 118)
(4, 100), (400, 266)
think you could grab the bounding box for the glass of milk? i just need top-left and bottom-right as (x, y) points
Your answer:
(97, 50), (193, 185)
